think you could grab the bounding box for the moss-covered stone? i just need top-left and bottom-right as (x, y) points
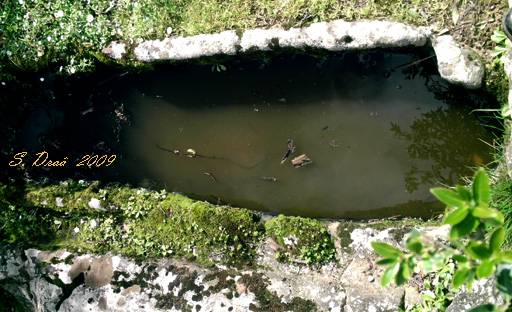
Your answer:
(22, 181), (264, 265)
(265, 215), (336, 265)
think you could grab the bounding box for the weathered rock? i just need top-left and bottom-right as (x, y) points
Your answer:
(85, 256), (113, 288)
(431, 35), (485, 89)
(106, 20), (430, 63)
(240, 20), (429, 52)
(349, 227), (399, 255)
(446, 278), (506, 312)
(133, 31), (240, 62)
(341, 258), (404, 312)
(404, 286), (422, 310)
(102, 42), (127, 60)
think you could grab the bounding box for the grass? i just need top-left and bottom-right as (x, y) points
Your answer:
(491, 177), (512, 246)
(0, 0), (506, 80)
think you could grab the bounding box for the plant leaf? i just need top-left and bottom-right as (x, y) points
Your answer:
(371, 242), (402, 259)
(476, 260), (495, 279)
(444, 207), (469, 225)
(405, 231), (423, 254)
(473, 207), (504, 224)
(466, 242), (492, 260)
(377, 258), (397, 265)
(381, 262), (400, 287)
(456, 185), (472, 201)
(497, 266), (512, 294)
(431, 188), (466, 209)
(450, 215), (479, 240)
(500, 251), (512, 262)
(453, 267), (470, 288)
(473, 168), (490, 205)
(396, 260), (411, 286)
(490, 227), (505, 253)
(468, 304), (497, 312)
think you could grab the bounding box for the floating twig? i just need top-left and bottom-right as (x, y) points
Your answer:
(260, 176), (278, 182)
(280, 139), (296, 164)
(203, 172), (217, 182)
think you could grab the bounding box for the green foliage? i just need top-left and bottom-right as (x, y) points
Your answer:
(410, 260), (456, 312)
(491, 178), (512, 246)
(0, 0), (504, 79)
(491, 29), (510, 61)
(0, 184), (55, 244)
(265, 215), (336, 265)
(373, 168), (512, 311)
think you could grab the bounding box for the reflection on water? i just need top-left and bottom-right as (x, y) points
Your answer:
(14, 50), (497, 218)
(390, 106), (492, 193)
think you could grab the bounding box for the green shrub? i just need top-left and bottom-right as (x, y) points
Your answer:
(265, 215), (335, 265)
(373, 168), (512, 312)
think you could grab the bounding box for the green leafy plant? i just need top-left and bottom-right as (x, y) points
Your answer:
(372, 168), (512, 311)
(491, 29), (511, 60)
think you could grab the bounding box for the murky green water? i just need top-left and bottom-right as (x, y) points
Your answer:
(14, 50), (497, 218)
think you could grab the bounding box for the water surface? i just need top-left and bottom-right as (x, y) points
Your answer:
(15, 50), (497, 218)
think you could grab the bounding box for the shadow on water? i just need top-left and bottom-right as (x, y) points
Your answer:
(2, 48), (501, 219)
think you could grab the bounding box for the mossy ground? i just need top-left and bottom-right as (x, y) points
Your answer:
(1, 181), (341, 267)
(10, 181), (264, 265)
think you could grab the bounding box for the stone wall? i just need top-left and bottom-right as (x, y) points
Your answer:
(0, 224), (501, 312)
(103, 20), (484, 90)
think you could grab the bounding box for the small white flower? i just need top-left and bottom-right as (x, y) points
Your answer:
(166, 27), (173, 35)
(55, 197), (64, 207)
(18, 0), (24, 5)
(54, 10), (64, 18)
(88, 198), (102, 209)
(73, 227), (80, 234)
(1, 82), (5, 86)
(47, 36), (52, 42)
(90, 219), (97, 229)
(39, 77), (44, 82)
(86, 14), (94, 23)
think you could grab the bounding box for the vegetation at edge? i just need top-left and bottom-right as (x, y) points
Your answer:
(1, 180), (337, 266)
(0, 0), (506, 79)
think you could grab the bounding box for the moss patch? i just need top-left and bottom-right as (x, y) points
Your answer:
(265, 215), (336, 265)
(22, 181), (264, 265)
